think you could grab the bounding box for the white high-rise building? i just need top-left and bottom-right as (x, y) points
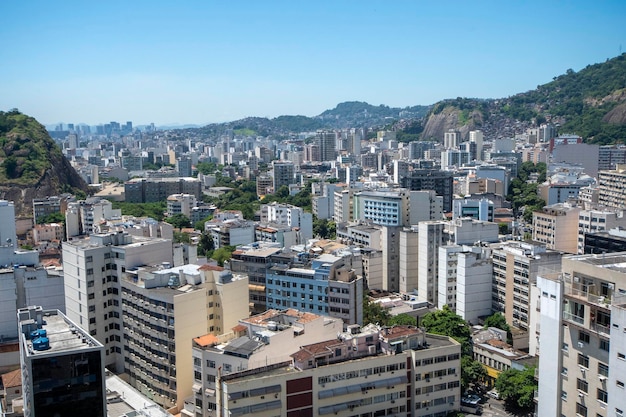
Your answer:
(418, 221), (446, 305)
(469, 130), (484, 161)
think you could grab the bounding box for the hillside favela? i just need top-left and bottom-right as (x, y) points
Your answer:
(3, 5), (626, 417)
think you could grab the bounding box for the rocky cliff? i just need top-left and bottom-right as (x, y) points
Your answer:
(0, 111), (89, 216)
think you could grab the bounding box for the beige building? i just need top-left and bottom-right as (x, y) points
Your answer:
(200, 323), (461, 417)
(33, 222), (64, 244)
(187, 309), (344, 417)
(122, 263), (248, 412)
(598, 164), (626, 208)
(577, 207), (626, 254)
(532, 203), (581, 254)
(491, 242), (562, 348)
(536, 253), (626, 417)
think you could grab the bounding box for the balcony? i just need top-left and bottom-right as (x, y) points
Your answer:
(563, 311), (584, 325)
(590, 321), (610, 336)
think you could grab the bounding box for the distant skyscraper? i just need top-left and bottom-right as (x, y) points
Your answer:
(469, 130), (484, 161)
(272, 160), (295, 191)
(315, 130), (337, 162)
(444, 129), (461, 149)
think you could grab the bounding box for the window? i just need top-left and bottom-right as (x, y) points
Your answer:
(599, 339), (610, 352)
(597, 388), (608, 403)
(619, 352), (626, 361)
(618, 380), (625, 389)
(577, 378), (588, 393)
(598, 363), (609, 377)
(561, 367), (568, 376)
(578, 354), (589, 368)
(575, 402), (587, 417)
(194, 371), (201, 381)
(207, 360), (216, 368)
(578, 331), (590, 343)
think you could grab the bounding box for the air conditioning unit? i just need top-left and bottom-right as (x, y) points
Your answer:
(599, 375), (607, 382)
(578, 342), (584, 348)
(578, 392), (584, 398)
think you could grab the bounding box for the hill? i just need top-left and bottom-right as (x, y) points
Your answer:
(414, 54), (626, 143)
(0, 110), (88, 216)
(187, 102), (430, 138)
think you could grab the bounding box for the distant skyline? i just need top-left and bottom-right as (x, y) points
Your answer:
(1, 1), (625, 126)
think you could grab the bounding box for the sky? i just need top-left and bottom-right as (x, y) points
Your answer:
(1, 1), (626, 127)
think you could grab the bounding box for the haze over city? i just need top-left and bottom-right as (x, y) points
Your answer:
(1, 0), (625, 126)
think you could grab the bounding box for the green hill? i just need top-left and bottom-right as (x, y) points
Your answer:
(409, 54), (626, 144)
(0, 109), (88, 215)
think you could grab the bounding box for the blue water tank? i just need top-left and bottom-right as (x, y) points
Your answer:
(30, 329), (47, 340)
(32, 337), (50, 351)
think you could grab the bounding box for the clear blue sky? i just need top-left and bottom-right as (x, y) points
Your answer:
(1, 1), (625, 126)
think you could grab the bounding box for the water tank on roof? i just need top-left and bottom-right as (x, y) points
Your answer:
(30, 329), (47, 340)
(267, 321), (278, 331)
(32, 337), (50, 351)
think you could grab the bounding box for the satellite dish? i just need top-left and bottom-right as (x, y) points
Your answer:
(6, 238), (11, 244)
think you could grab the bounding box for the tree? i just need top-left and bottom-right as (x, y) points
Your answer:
(498, 222), (509, 235)
(211, 246), (235, 267)
(483, 313), (510, 332)
(165, 214), (191, 229)
(389, 313), (417, 326)
(173, 231), (191, 244)
(421, 305), (472, 356)
(494, 366), (537, 410)
(461, 356), (487, 392)
(197, 232), (214, 257)
(37, 212), (65, 224)
(313, 218), (336, 239)
(363, 297), (391, 326)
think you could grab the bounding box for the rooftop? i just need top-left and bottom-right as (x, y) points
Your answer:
(19, 308), (102, 357)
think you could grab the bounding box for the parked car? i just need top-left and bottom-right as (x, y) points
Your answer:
(487, 389), (500, 399)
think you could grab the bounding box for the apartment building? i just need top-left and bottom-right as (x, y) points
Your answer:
(336, 222), (382, 250)
(18, 306), (107, 417)
(491, 242), (562, 346)
(260, 202), (313, 241)
(598, 164), (626, 208)
(577, 208), (626, 254)
(122, 264), (248, 411)
(532, 203), (581, 254)
(230, 243), (283, 314)
(166, 193), (197, 217)
(206, 324), (461, 417)
(266, 253), (363, 325)
(536, 253), (626, 417)
(124, 177), (202, 203)
(187, 309), (343, 417)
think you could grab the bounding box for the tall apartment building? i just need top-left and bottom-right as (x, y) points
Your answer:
(125, 177), (202, 203)
(256, 174), (273, 197)
(176, 156), (193, 177)
(444, 129), (461, 149)
(399, 226), (419, 295)
(271, 160), (296, 191)
(598, 164), (626, 208)
(333, 188), (356, 224)
(316, 130), (337, 162)
(230, 243), (283, 314)
(18, 306), (107, 417)
(400, 170), (455, 213)
(353, 189), (409, 227)
(122, 264), (248, 410)
(491, 242), (562, 343)
(32, 194), (74, 223)
(207, 324), (461, 417)
(418, 221), (447, 305)
(65, 197), (122, 238)
(206, 218), (256, 249)
(260, 202), (313, 241)
(532, 203), (581, 254)
(455, 249), (493, 323)
(312, 183), (343, 220)
(266, 253), (363, 325)
(0, 200), (65, 341)
(62, 231), (174, 371)
(469, 130), (484, 161)
(598, 145), (626, 170)
(453, 198), (494, 222)
(537, 253), (626, 417)
(188, 309), (344, 417)
(166, 193), (197, 218)
(577, 208), (626, 253)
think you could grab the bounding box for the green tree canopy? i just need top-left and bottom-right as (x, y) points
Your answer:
(461, 356), (487, 392)
(494, 366), (537, 410)
(165, 214), (191, 229)
(363, 297), (391, 326)
(389, 313), (417, 326)
(421, 305), (472, 355)
(211, 246), (236, 267)
(37, 212), (65, 224)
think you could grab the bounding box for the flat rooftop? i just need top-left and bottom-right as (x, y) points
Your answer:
(20, 309), (102, 357)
